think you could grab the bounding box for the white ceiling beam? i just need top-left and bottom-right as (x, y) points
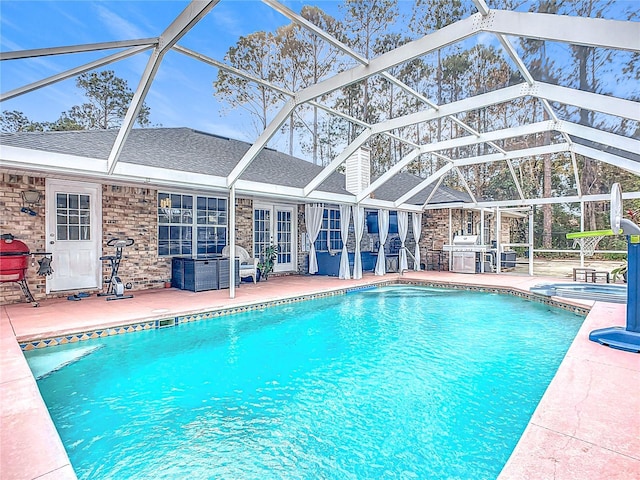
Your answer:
(363, 121), (555, 203)
(427, 191), (640, 210)
(0, 38), (158, 61)
(534, 82), (640, 121)
(302, 128), (370, 196)
(1, 45), (151, 102)
(484, 10), (640, 53)
(261, 0), (367, 64)
(421, 176), (446, 209)
(395, 164), (455, 207)
(174, 44), (420, 150)
(174, 45), (291, 95)
(294, 13), (479, 105)
(454, 166), (478, 203)
(355, 149), (421, 203)
(571, 144), (640, 175)
(291, 10), (638, 110)
(262, 0), (442, 111)
(360, 197), (423, 213)
(372, 83), (531, 134)
(454, 143), (569, 167)
(226, 99), (296, 186)
(264, 0), (516, 174)
(472, 0), (490, 15)
(393, 143), (569, 207)
(557, 121), (640, 155)
(423, 120), (554, 154)
(107, 0), (219, 175)
(570, 151), (582, 197)
(505, 158), (525, 200)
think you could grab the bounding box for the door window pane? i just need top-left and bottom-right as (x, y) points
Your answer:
(55, 192), (90, 241)
(253, 209), (271, 259)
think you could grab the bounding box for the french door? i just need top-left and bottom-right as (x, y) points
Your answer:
(253, 204), (296, 272)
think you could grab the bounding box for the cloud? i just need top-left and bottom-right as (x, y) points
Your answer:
(201, 120), (251, 141)
(210, 4), (244, 37)
(93, 3), (147, 40)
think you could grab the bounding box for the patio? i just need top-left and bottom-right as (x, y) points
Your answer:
(1, 271), (638, 480)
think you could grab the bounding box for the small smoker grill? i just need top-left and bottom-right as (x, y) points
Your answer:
(443, 235), (489, 274)
(0, 233), (52, 307)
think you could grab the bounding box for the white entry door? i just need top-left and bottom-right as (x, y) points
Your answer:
(46, 179), (102, 292)
(253, 204), (296, 272)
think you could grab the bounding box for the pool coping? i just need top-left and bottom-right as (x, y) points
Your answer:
(2, 272), (638, 480)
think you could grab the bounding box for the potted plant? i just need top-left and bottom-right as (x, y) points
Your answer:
(258, 244), (278, 281)
(611, 261), (628, 283)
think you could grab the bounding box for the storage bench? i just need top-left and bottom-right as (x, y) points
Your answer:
(172, 257), (239, 292)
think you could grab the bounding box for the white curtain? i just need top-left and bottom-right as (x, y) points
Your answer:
(412, 212), (422, 271)
(374, 209), (389, 276)
(352, 206), (365, 279)
(398, 211), (408, 272)
(305, 203), (324, 274)
(338, 204), (352, 279)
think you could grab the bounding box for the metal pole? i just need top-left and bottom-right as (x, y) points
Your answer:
(496, 206), (501, 274)
(448, 208), (453, 271)
(580, 200), (585, 267)
(529, 207), (534, 276)
(229, 185), (236, 299)
(480, 208), (486, 273)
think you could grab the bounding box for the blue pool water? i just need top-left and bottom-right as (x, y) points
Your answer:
(26, 286), (584, 479)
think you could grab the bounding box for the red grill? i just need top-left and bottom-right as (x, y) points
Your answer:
(0, 236), (30, 282)
(0, 234), (51, 306)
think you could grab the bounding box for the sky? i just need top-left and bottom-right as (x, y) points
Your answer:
(0, 0), (313, 142)
(0, 1), (637, 155)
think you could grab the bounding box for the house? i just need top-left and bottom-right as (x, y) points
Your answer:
(1, 127), (511, 305)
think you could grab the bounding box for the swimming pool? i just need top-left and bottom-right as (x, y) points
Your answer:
(26, 285), (584, 479)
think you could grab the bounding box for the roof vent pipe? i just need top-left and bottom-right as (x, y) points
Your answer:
(345, 147), (370, 195)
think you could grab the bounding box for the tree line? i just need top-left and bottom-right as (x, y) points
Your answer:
(1, 70), (150, 133)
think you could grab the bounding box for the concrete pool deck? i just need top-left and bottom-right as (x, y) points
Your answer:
(1, 271), (638, 479)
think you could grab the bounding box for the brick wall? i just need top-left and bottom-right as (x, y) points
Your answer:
(102, 185), (171, 290)
(0, 174), (47, 304)
(234, 198), (253, 254)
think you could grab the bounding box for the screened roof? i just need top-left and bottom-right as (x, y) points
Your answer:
(1, 0), (638, 212)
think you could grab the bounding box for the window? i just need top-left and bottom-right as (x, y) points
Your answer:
(158, 192), (227, 257)
(315, 207), (341, 252)
(467, 211), (474, 234)
(196, 196), (227, 255)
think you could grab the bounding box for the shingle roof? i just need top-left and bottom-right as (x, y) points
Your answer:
(1, 127), (470, 205)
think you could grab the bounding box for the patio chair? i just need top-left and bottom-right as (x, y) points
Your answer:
(222, 245), (259, 283)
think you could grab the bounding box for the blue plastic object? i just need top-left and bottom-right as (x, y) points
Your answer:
(589, 238), (640, 353)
